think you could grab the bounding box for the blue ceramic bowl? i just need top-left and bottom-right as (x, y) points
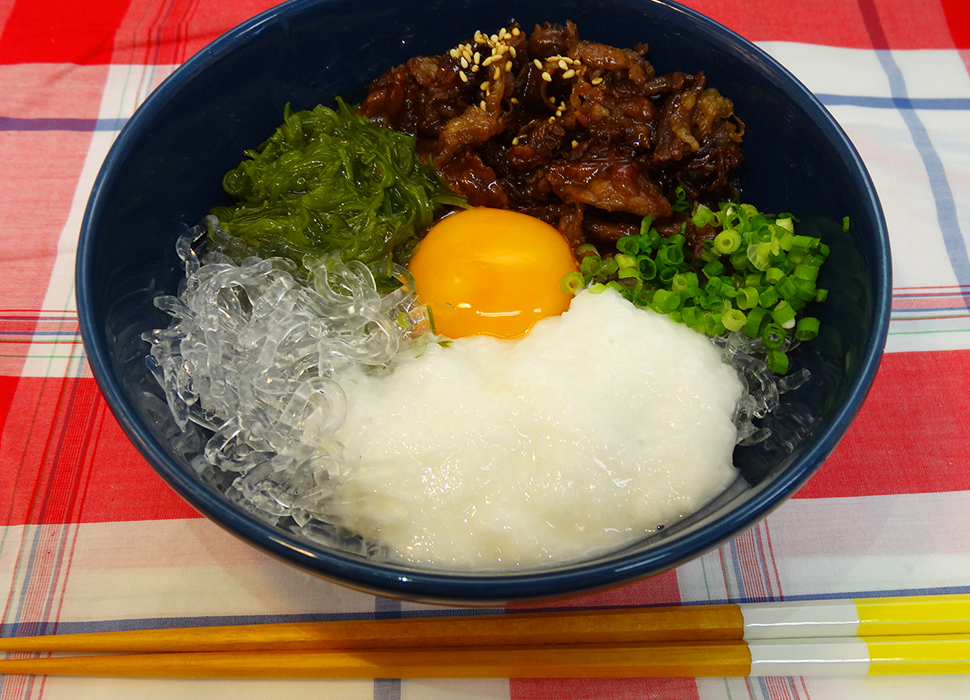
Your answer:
(76, 0), (891, 604)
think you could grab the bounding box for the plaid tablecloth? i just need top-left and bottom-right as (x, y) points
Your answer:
(2, 0), (970, 697)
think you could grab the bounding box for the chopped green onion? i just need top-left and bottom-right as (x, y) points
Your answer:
(743, 307), (768, 338)
(747, 241), (772, 271)
(658, 244), (684, 267)
(571, 199), (833, 376)
(737, 286), (760, 309)
(704, 313), (725, 336)
(692, 205), (716, 228)
(638, 257), (657, 280)
(713, 229), (741, 255)
(560, 270), (585, 295)
(776, 217), (794, 233)
(616, 236), (640, 255)
(722, 308), (747, 332)
(793, 264), (819, 282)
(762, 321), (786, 349)
(681, 305), (702, 327)
(652, 289), (680, 313)
(615, 253), (638, 269)
(640, 214), (657, 235)
(759, 286), (779, 308)
(702, 258), (725, 277)
(770, 301), (798, 326)
(580, 255), (602, 276)
(671, 186), (691, 212)
(775, 276), (797, 301)
(793, 278), (817, 301)
(767, 349), (789, 375)
(795, 316), (821, 341)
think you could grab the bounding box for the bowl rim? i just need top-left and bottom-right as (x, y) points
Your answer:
(76, 0), (892, 604)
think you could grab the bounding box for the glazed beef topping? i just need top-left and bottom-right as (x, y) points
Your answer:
(359, 22), (744, 252)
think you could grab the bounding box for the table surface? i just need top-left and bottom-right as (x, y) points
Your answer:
(2, 0), (970, 697)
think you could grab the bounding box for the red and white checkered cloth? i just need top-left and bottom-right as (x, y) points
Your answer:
(2, 0), (969, 697)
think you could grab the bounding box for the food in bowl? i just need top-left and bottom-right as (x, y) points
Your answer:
(144, 21), (832, 572)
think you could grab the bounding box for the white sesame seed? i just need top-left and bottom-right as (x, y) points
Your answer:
(533, 58), (543, 69)
(558, 59), (568, 70)
(449, 48), (459, 59)
(505, 60), (513, 72)
(471, 65), (479, 72)
(512, 136), (519, 145)
(461, 57), (469, 69)
(480, 81), (489, 91)
(459, 71), (467, 82)
(572, 140), (579, 148)
(493, 66), (501, 81)
(480, 100), (487, 109)
(509, 46), (517, 58)
(548, 116), (555, 123)
(563, 69), (575, 79)
(474, 52), (481, 64)
(591, 77), (603, 85)
(541, 71), (552, 82)
(510, 97), (519, 104)
(512, 27), (520, 36)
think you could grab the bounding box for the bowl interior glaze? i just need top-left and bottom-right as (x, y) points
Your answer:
(77, 0), (890, 604)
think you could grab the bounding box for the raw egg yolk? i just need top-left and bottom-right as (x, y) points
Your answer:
(408, 208), (579, 340)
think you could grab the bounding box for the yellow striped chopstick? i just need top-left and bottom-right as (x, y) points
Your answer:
(1, 594), (969, 678)
(2, 594), (968, 654)
(1, 636), (970, 677)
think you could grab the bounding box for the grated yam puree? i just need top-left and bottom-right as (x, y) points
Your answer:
(329, 288), (743, 570)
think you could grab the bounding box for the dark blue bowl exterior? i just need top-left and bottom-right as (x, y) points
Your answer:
(77, 0), (891, 604)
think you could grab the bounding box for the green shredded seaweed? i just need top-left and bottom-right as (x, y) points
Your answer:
(209, 99), (468, 281)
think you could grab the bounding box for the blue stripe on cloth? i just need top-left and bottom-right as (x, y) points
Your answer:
(1, 97), (966, 136)
(0, 96), (967, 134)
(857, 0), (970, 302)
(0, 116), (127, 131)
(727, 539), (748, 601)
(817, 94), (970, 110)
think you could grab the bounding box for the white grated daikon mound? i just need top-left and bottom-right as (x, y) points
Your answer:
(327, 288), (743, 570)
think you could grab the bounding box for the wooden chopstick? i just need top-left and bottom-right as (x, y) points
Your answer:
(0, 606), (744, 653)
(3, 635), (970, 677)
(2, 594), (969, 654)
